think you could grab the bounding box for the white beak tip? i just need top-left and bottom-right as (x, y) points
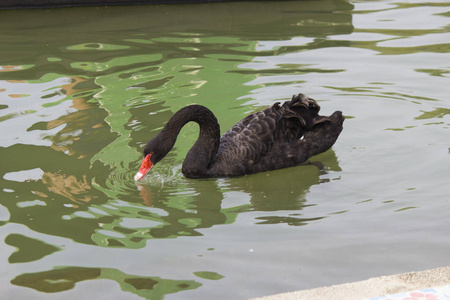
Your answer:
(134, 172), (144, 181)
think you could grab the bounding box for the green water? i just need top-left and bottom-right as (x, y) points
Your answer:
(0, 1), (449, 299)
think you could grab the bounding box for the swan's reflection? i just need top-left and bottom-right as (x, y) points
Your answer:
(135, 149), (341, 229)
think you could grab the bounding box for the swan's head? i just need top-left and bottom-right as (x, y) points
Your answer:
(134, 135), (172, 181)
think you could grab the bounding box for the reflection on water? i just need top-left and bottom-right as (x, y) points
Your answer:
(0, 0), (449, 299)
(5, 234), (60, 263)
(11, 266), (201, 298)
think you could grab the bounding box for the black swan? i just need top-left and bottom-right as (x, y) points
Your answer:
(135, 93), (344, 180)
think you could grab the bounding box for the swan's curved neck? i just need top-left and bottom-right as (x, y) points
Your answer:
(160, 105), (220, 177)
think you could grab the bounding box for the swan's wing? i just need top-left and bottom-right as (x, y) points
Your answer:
(215, 105), (282, 167)
(215, 95), (319, 166)
(209, 94), (342, 175)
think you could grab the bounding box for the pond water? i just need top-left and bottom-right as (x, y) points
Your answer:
(0, 0), (449, 299)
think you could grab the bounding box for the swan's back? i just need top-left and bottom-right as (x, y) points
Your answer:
(206, 94), (344, 176)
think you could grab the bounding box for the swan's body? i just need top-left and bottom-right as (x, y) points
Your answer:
(135, 93), (344, 180)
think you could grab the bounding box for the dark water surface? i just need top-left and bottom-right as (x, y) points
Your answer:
(1, 1), (449, 299)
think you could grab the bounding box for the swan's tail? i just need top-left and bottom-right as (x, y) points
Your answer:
(283, 93), (345, 158)
(303, 109), (344, 157)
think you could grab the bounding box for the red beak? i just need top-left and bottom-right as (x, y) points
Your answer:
(134, 153), (153, 181)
